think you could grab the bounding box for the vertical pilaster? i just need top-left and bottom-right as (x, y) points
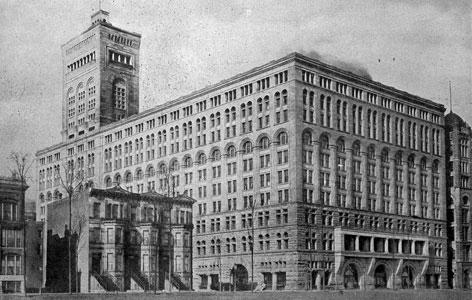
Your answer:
(313, 141), (320, 204)
(329, 145), (337, 206)
(361, 150), (368, 210)
(346, 149), (353, 208)
(375, 155), (383, 212)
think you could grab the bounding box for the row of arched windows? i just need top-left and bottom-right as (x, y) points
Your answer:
(103, 130), (289, 186)
(302, 89), (441, 155)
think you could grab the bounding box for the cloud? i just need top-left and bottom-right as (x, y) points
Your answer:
(301, 50), (372, 80)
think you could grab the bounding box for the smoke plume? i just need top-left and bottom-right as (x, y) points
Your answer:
(301, 50), (372, 80)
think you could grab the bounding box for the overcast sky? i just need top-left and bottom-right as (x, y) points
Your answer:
(0, 0), (470, 200)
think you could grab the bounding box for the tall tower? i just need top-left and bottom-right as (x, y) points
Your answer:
(61, 9), (141, 141)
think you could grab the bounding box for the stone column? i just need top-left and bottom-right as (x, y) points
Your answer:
(402, 161), (410, 216)
(313, 141), (321, 204)
(272, 273), (277, 290)
(389, 158), (396, 214)
(398, 240), (403, 254)
(375, 154), (383, 212)
(427, 162), (434, 219)
(370, 237), (375, 252)
(346, 148), (353, 208)
(415, 162), (422, 217)
(329, 145), (337, 206)
(384, 239), (389, 253)
(361, 150), (368, 210)
(355, 236), (360, 251)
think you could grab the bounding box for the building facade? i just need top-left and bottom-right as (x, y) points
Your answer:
(37, 9), (451, 291)
(45, 185), (193, 292)
(0, 176), (27, 293)
(445, 112), (472, 288)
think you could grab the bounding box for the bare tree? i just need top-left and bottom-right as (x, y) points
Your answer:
(72, 214), (87, 293)
(8, 152), (33, 295)
(59, 160), (85, 294)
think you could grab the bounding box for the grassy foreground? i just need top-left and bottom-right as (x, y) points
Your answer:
(2, 289), (471, 300)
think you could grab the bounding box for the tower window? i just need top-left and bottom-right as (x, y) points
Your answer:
(109, 50), (133, 67)
(114, 81), (127, 110)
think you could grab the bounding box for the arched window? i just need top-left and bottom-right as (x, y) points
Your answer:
(381, 149), (389, 163)
(282, 89), (288, 105)
(114, 174), (121, 185)
(243, 141), (253, 154)
(135, 169), (143, 180)
(147, 166), (155, 177)
(257, 98), (263, 112)
(408, 155), (415, 168)
(183, 156), (192, 168)
(278, 132), (288, 145)
(302, 132), (312, 145)
(352, 141), (361, 157)
(420, 157), (427, 170)
(105, 177), (112, 187)
(198, 153), (206, 164)
(158, 163), (167, 174)
(367, 145), (376, 160)
(320, 135), (329, 150)
(125, 172), (133, 183)
(212, 149), (221, 161)
(246, 102), (253, 116)
(432, 160), (439, 174)
(227, 145), (236, 158)
(259, 136), (270, 149)
(395, 152), (403, 166)
(170, 159), (179, 171)
(210, 114), (215, 127)
(336, 138), (345, 153)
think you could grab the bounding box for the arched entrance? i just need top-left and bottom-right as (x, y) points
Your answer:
(311, 270), (319, 290)
(374, 265), (387, 288)
(324, 271), (331, 288)
(230, 264), (248, 291)
(464, 269), (471, 289)
(343, 264), (359, 289)
(401, 265), (414, 289)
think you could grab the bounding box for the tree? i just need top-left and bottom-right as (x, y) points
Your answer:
(73, 212), (89, 293)
(59, 160), (85, 294)
(8, 152), (33, 295)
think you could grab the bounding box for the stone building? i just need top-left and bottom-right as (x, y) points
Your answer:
(445, 112), (472, 288)
(45, 185), (193, 292)
(37, 8), (450, 291)
(0, 176), (27, 293)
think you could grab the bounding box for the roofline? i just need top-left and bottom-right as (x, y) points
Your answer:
(61, 18), (141, 49)
(89, 187), (195, 205)
(291, 52), (445, 112)
(36, 52), (446, 157)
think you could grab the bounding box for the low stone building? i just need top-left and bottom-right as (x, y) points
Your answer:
(45, 184), (194, 292)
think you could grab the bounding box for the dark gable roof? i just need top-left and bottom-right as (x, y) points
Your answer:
(89, 186), (195, 206)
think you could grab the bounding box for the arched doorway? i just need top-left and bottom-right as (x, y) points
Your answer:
(343, 264), (359, 289)
(311, 270), (318, 290)
(230, 264), (248, 291)
(464, 269), (471, 289)
(374, 265), (387, 288)
(324, 271), (331, 288)
(401, 265), (414, 289)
